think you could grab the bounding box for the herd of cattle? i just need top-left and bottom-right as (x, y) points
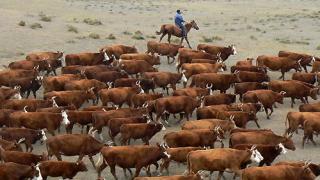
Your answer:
(0, 40), (320, 180)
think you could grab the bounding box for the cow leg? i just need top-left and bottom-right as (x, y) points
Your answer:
(254, 118), (261, 128)
(309, 134), (317, 146)
(180, 37), (184, 45)
(26, 142), (33, 152)
(217, 171), (224, 180)
(302, 134), (308, 148)
(32, 90), (37, 99)
(134, 165), (142, 178)
(159, 33), (166, 42)
(55, 153), (62, 161)
(26, 90), (31, 99)
(167, 56), (170, 64)
(303, 65), (308, 73)
(167, 34), (172, 44)
(264, 107), (270, 119)
(160, 158), (170, 175)
(88, 155), (97, 169)
(291, 97), (295, 108)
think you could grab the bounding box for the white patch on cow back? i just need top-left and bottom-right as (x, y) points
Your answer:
(61, 111), (70, 125)
(41, 130), (47, 141)
(279, 143), (287, 154)
(250, 149), (263, 163)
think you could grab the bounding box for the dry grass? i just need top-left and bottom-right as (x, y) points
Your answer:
(106, 34), (116, 40)
(18, 21), (26, 26)
(67, 25), (78, 33)
(146, 35), (156, 39)
(132, 31), (145, 40)
(201, 35), (223, 43)
(88, 33), (100, 39)
(39, 12), (52, 22)
(30, 23), (42, 29)
(122, 31), (133, 35)
(317, 45), (320, 50)
(83, 18), (102, 25)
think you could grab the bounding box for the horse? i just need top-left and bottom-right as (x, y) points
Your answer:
(156, 20), (199, 48)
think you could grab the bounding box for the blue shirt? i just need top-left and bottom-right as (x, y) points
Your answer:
(174, 13), (184, 26)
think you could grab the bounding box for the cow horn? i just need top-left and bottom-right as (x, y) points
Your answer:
(136, 80), (141, 86)
(250, 145), (257, 151)
(23, 106), (28, 113)
(206, 83), (213, 89)
(229, 115), (234, 121)
(280, 91), (286, 95)
(89, 87), (95, 91)
(17, 138), (25, 144)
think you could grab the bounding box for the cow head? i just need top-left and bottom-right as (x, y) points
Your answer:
(308, 163), (320, 177)
(228, 44), (237, 55)
(310, 88), (318, 100)
(156, 143), (171, 159)
(282, 133), (296, 150)
(248, 145), (264, 163)
(135, 81), (145, 94)
(76, 161), (88, 172)
(277, 143), (287, 155)
(61, 110), (70, 125)
(152, 54), (161, 65)
(38, 129), (47, 143)
(12, 86), (22, 100)
(276, 91), (286, 104)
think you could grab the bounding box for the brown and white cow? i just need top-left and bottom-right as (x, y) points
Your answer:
(279, 50), (315, 72)
(0, 162), (41, 180)
(197, 44), (237, 61)
(234, 82), (268, 101)
(65, 52), (109, 66)
(146, 41), (183, 64)
(0, 146), (48, 165)
(100, 44), (138, 60)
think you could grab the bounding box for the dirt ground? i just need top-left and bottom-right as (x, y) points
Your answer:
(0, 0), (320, 179)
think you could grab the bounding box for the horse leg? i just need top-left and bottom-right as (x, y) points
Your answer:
(185, 36), (192, 48)
(168, 34), (172, 44)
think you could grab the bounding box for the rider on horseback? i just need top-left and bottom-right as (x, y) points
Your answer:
(175, 10), (186, 38)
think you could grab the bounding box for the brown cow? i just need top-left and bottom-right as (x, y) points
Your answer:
(146, 41), (183, 64)
(172, 86), (211, 98)
(46, 134), (107, 169)
(97, 144), (170, 179)
(275, 161), (320, 177)
(65, 110), (96, 134)
(256, 55), (302, 80)
(197, 44), (237, 61)
(81, 106), (116, 112)
(190, 73), (240, 93)
(190, 58), (217, 64)
(268, 80), (319, 107)
(163, 128), (224, 148)
(0, 69), (38, 87)
(230, 65), (267, 74)
(279, 50), (315, 72)
(302, 117), (320, 148)
(114, 78), (156, 93)
(154, 96), (201, 123)
(234, 82), (268, 101)
(233, 143), (287, 166)
(131, 93), (163, 108)
(0, 162), (40, 180)
(100, 44), (138, 60)
(187, 147), (263, 179)
(0, 109), (15, 127)
(120, 53), (161, 66)
(0, 128), (47, 152)
(159, 147), (204, 175)
(241, 164), (316, 180)
(118, 60), (158, 77)
(284, 112), (320, 136)
(119, 122), (163, 145)
(176, 49), (219, 72)
(181, 119), (236, 133)
(0, 146), (48, 165)
(8, 59), (49, 72)
(299, 102), (320, 112)
(65, 52), (109, 66)
(2, 99), (53, 112)
(43, 74), (82, 93)
(229, 131), (296, 150)
(99, 85), (143, 107)
(39, 160), (88, 180)
(237, 71), (270, 83)
(108, 116), (148, 141)
(236, 58), (254, 66)
(26, 51), (63, 61)
(216, 111), (260, 128)
(133, 174), (203, 180)
(0, 86), (21, 103)
(243, 90), (286, 119)
(202, 93), (236, 106)
(292, 72), (319, 85)
(44, 89), (96, 108)
(90, 108), (150, 140)
(0, 139), (24, 151)
(9, 111), (70, 136)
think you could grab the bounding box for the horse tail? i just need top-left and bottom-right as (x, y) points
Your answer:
(156, 25), (165, 35)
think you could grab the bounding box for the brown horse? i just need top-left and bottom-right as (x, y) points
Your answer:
(156, 20), (199, 48)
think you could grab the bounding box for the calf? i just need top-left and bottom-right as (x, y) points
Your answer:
(44, 89), (96, 108)
(108, 116), (148, 141)
(0, 128), (47, 152)
(39, 160), (88, 180)
(119, 123), (163, 145)
(97, 144), (170, 179)
(187, 147), (263, 179)
(233, 143), (287, 166)
(0, 146), (47, 165)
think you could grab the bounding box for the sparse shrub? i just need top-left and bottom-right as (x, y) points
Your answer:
(275, 37), (310, 45)
(201, 36), (213, 43)
(317, 45), (320, 50)
(106, 34), (116, 40)
(132, 31), (144, 40)
(67, 25), (78, 33)
(30, 23), (42, 29)
(83, 18), (102, 25)
(89, 33), (100, 39)
(212, 36), (223, 41)
(18, 21), (26, 26)
(146, 35), (156, 39)
(39, 12), (52, 22)
(250, 35), (258, 40)
(66, 40), (76, 43)
(123, 31), (132, 35)
(172, 38), (181, 44)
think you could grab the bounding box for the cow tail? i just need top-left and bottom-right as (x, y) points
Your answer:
(186, 152), (191, 175)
